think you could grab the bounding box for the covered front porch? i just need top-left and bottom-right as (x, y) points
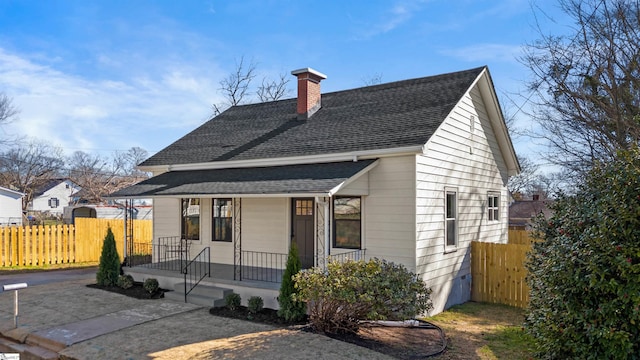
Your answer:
(111, 160), (377, 307)
(123, 235), (365, 308)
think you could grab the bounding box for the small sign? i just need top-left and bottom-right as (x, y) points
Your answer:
(0, 353), (20, 360)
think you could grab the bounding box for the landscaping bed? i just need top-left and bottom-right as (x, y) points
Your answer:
(87, 281), (168, 299)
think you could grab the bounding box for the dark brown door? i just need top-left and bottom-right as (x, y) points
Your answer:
(292, 198), (314, 269)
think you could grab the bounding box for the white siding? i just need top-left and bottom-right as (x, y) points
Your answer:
(335, 172), (369, 196)
(31, 180), (80, 215)
(360, 156), (416, 272)
(0, 189), (23, 226)
(417, 85), (510, 314)
(153, 198), (180, 240)
(241, 198), (288, 255)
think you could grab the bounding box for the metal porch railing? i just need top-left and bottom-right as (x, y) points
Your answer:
(183, 247), (211, 302)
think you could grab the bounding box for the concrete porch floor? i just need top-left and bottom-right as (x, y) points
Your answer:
(123, 260), (282, 309)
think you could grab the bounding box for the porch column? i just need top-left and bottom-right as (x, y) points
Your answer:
(315, 196), (330, 270)
(233, 198), (242, 280)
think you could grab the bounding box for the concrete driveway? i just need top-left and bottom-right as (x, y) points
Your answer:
(0, 272), (392, 359)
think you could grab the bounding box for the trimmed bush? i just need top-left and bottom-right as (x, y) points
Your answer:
(248, 296), (264, 314)
(526, 148), (640, 358)
(117, 274), (134, 289)
(277, 242), (306, 322)
(96, 227), (121, 287)
(293, 258), (432, 334)
(143, 278), (159, 294)
(225, 293), (241, 311)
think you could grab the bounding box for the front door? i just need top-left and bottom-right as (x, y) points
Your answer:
(292, 198), (315, 269)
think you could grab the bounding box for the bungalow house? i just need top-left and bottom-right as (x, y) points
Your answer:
(0, 186), (24, 226)
(113, 66), (520, 314)
(28, 178), (81, 216)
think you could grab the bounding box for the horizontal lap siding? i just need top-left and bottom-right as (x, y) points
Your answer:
(417, 86), (510, 313)
(241, 198), (288, 255)
(364, 156), (416, 272)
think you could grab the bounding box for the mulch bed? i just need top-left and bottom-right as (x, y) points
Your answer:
(86, 282), (168, 299)
(209, 306), (446, 359)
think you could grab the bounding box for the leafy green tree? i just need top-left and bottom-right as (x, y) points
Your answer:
(96, 227), (121, 287)
(526, 148), (640, 358)
(277, 242), (306, 322)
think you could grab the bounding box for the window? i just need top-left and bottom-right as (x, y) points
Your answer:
(48, 197), (59, 208)
(445, 189), (457, 248)
(295, 199), (313, 216)
(212, 198), (233, 242)
(488, 193), (499, 221)
(181, 198), (200, 240)
(333, 197), (361, 249)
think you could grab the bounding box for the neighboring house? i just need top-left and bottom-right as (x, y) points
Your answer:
(63, 203), (153, 224)
(0, 186), (24, 226)
(112, 66), (520, 314)
(509, 195), (554, 229)
(29, 178), (81, 216)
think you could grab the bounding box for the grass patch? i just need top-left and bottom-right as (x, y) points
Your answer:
(0, 262), (98, 274)
(425, 302), (534, 360)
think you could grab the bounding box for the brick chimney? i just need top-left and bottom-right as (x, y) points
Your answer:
(291, 67), (327, 120)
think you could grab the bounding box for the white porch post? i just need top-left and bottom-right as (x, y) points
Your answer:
(233, 198), (242, 280)
(315, 196), (331, 270)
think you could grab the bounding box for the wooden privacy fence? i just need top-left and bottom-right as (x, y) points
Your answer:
(471, 240), (531, 308)
(0, 218), (152, 267)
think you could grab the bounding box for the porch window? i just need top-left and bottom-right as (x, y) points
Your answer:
(181, 198), (200, 240)
(212, 198), (233, 242)
(445, 189), (457, 248)
(333, 197), (361, 249)
(488, 193), (499, 221)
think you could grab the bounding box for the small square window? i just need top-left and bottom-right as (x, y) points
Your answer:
(48, 197), (59, 208)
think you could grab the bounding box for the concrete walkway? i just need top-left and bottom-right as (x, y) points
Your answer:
(0, 275), (392, 359)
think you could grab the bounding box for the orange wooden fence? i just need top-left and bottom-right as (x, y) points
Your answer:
(471, 240), (531, 308)
(0, 218), (152, 267)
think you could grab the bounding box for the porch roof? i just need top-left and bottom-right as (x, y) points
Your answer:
(110, 159), (378, 198)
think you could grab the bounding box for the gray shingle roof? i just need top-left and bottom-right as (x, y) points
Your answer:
(110, 160), (377, 197)
(141, 66), (485, 167)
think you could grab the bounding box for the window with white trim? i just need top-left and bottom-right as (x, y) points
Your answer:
(212, 198), (233, 242)
(48, 197), (59, 208)
(445, 189), (457, 248)
(181, 198), (200, 240)
(488, 193), (499, 221)
(333, 197), (361, 249)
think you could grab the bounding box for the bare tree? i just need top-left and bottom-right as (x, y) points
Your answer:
(362, 73), (383, 86)
(508, 156), (541, 199)
(0, 140), (65, 210)
(67, 147), (149, 204)
(522, 0), (640, 175)
(212, 57), (292, 116)
(212, 56), (257, 116)
(0, 92), (20, 146)
(257, 73), (290, 102)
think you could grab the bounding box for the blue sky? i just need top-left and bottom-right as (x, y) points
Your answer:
(0, 0), (568, 163)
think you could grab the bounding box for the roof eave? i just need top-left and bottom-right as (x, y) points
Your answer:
(148, 146), (423, 172)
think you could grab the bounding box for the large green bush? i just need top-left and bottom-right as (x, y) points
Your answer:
(277, 242), (306, 322)
(526, 149), (640, 359)
(96, 227), (121, 287)
(293, 258), (432, 334)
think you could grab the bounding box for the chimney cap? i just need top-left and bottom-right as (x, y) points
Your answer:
(291, 67), (327, 79)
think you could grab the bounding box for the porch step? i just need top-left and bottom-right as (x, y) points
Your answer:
(164, 282), (233, 308)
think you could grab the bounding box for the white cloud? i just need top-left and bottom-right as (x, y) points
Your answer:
(0, 47), (223, 155)
(439, 43), (524, 63)
(354, 0), (430, 39)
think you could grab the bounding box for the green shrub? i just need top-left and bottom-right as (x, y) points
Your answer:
(143, 278), (159, 294)
(293, 258), (432, 334)
(96, 227), (121, 287)
(225, 293), (241, 311)
(117, 274), (134, 289)
(277, 242), (306, 322)
(526, 148), (640, 358)
(248, 296), (264, 314)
